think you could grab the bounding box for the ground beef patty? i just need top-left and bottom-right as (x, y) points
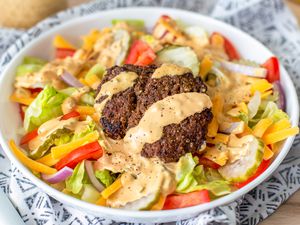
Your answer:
(96, 64), (213, 162)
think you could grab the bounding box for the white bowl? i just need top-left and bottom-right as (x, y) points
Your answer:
(0, 7), (298, 223)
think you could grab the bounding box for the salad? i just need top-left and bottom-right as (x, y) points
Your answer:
(9, 15), (299, 210)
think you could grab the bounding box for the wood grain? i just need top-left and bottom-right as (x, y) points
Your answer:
(67, 0), (300, 224)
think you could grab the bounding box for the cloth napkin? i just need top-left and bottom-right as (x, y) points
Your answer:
(0, 0), (300, 224)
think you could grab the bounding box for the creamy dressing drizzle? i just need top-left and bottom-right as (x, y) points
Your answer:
(94, 71), (138, 117)
(28, 117), (88, 152)
(95, 92), (212, 208)
(152, 63), (190, 78)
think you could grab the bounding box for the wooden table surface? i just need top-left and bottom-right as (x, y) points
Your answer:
(67, 0), (299, 224)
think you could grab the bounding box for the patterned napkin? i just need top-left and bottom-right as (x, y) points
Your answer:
(0, 0), (300, 224)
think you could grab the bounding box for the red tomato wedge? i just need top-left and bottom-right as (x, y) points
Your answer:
(20, 128), (38, 145)
(29, 88), (43, 94)
(60, 111), (80, 120)
(234, 160), (271, 189)
(55, 141), (103, 170)
(262, 57), (280, 83)
(198, 157), (221, 169)
(211, 32), (240, 61)
(163, 190), (210, 210)
(125, 40), (156, 66)
(55, 48), (76, 59)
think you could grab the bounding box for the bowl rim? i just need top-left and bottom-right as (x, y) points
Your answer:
(0, 6), (299, 220)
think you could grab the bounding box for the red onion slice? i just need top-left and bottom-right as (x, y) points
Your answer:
(60, 71), (83, 87)
(220, 60), (267, 78)
(85, 160), (105, 192)
(42, 166), (73, 184)
(273, 81), (285, 110)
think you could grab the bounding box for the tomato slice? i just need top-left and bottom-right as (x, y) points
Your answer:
(234, 160), (271, 188)
(163, 190), (210, 210)
(211, 32), (240, 61)
(55, 48), (76, 59)
(20, 128), (38, 145)
(55, 141), (103, 170)
(29, 88), (43, 94)
(198, 157), (221, 169)
(125, 40), (156, 66)
(262, 57), (280, 83)
(60, 111), (80, 120)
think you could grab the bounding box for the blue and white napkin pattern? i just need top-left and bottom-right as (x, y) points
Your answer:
(0, 0), (300, 224)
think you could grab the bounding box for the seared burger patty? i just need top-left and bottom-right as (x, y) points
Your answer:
(96, 64), (212, 162)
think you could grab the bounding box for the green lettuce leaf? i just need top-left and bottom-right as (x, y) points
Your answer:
(175, 153), (232, 196)
(16, 56), (47, 77)
(72, 121), (96, 141)
(81, 184), (101, 203)
(95, 169), (117, 187)
(24, 85), (67, 131)
(66, 161), (88, 194)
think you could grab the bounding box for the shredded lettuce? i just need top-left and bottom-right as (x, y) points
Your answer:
(249, 100), (289, 128)
(58, 87), (95, 106)
(156, 46), (199, 76)
(261, 101), (288, 122)
(72, 121), (96, 141)
(248, 91), (261, 119)
(66, 161), (89, 194)
(175, 153), (231, 196)
(16, 56), (47, 77)
(95, 169), (117, 187)
(24, 85), (67, 131)
(112, 19), (145, 31)
(81, 184), (101, 203)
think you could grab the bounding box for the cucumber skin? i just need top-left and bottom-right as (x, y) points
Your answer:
(218, 138), (264, 183)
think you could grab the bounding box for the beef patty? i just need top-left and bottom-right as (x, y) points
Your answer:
(96, 64), (213, 162)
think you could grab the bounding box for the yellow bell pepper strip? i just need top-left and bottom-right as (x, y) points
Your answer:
(251, 79), (273, 95)
(36, 153), (60, 167)
(85, 74), (101, 88)
(101, 178), (122, 199)
(96, 196), (107, 206)
(207, 133), (229, 145)
(151, 195), (166, 210)
(53, 35), (76, 50)
(9, 140), (57, 175)
(79, 78), (89, 86)
(252, 118), (273, 138)
(211, 33), (224, 49)
(199, 55), (213, 79)
(263, 127), (299, 145)
(91, 113), (100, 123)
(82, 29), (101, 51)
(207, 95), (223, 137)
(265, 118), (291, 134)
(10, 94), (35, 106)
(263, 145), (274, 160)
(51, 131), (99, 160)
(203, 146), (228, 166)
(261, 90), (273, 99)
(75, 105), (96, 116)
(237, 125), (253, 138)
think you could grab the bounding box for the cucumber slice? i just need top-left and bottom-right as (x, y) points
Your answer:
(155, 46), (199, 76)
(16, 64), (44, 77)
(218, 135), (264, 182)
(122, 191), (159, 210)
